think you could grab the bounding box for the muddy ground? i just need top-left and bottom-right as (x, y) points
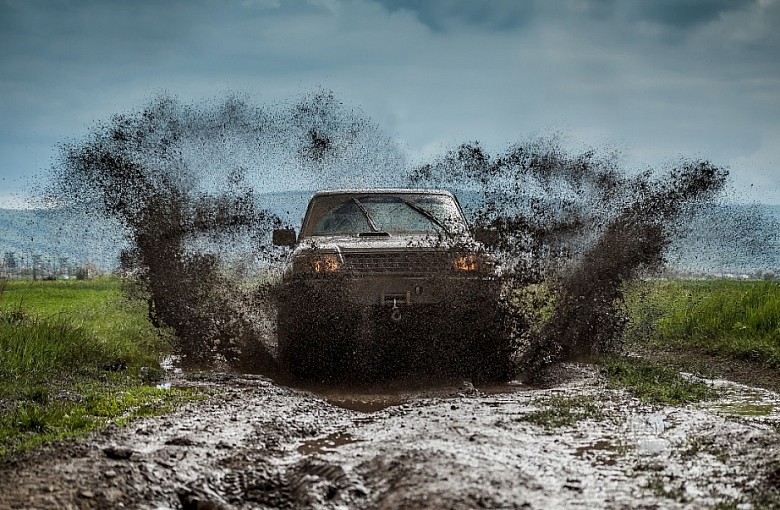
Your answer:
(2, 363), (779, 510)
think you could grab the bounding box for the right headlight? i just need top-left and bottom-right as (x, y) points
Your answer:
(452, 253), (494, 273)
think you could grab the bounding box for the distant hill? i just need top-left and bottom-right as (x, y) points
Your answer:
(667, 203), (780, 275)
(0, 192), (312, 274)
(1, 196), (777, 276)
(0, 208), (126, 274)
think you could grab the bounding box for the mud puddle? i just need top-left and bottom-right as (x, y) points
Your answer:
(298, 375), (529, 413)
(573, 439), (623, 466)
(701, 376), (780, 422)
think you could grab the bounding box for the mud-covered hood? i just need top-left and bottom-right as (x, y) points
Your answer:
(292, 233), (483, 255)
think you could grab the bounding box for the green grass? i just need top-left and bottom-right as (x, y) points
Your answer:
(1, 278), (165, 357)
(643, 473), (690, 504)
(517, 395), (604, 430)
(623, 279), (780, 367)
(0, 278), (167, 382)
(0, 278), (120, 314)
(0, 278), (202, 460)
(601, 357), (717, 405)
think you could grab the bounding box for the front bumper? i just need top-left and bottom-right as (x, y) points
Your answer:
(274, 273), (507, 380)
(280, 273), (499, 309)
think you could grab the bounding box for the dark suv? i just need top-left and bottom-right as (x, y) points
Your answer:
(273, 189), (513, 383)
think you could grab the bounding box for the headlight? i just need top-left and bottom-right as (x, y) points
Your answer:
(453, 254), (478, 271)
(292, 253), (342, 274)
(453, 254), (492, 272)
(313, 254), (341, 273)
(452, 253), (496, 273)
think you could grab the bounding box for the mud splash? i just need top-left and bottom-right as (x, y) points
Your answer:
(45, 92), (405, 371)
(46, 92), (729, 379)
(408, 140), (728, 378)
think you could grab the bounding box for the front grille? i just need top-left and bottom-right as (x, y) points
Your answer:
(342, 251), (450, 275)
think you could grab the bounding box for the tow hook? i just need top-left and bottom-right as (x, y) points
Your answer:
(391, 298), (402, 322)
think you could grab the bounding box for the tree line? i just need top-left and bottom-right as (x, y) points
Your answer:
(1, 251), (99, 280)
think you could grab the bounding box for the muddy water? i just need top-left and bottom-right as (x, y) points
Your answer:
(297, 432), (362, 455)
(705, 376), (780, 420)
(3, 364), (778, 509)
(315, 377), (527, 413)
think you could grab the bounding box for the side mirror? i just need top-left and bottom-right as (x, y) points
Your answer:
(473, 227), (499, 248)
(272, 228), (297, 247)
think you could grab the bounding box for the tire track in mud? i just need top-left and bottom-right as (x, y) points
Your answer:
(2, 365), (779, 509)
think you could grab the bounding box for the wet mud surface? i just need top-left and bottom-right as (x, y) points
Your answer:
(3, 364), (779, 509)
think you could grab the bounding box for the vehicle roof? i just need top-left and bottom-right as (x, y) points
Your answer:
(310, 188), (456, 198)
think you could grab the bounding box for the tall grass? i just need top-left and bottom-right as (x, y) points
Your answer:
(1, 314), (99, 381)
(624, 279), (780, 367)
(0, 278), (167, 378)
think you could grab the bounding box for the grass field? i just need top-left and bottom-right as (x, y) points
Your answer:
(623, 279), (780, 367)
(600, 278), (780, 401)
(600, 357), (717, 404)
(0, 278), (202, 460)
(0, 279), (167, 379)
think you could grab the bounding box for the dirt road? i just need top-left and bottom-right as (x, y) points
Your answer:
(2, 364), (779, 509)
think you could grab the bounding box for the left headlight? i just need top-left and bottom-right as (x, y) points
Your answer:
(292, 253), (342, 274)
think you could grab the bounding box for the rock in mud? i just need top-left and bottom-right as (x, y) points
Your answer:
(103, 445), (134, 460)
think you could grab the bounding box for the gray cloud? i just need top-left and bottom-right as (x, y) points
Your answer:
(625, 0), (756, 29)
(371, 0), (758, 32)
(372, 0), (537, 31)
(0, 0), (778, 205)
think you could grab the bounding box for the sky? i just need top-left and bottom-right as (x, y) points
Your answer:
(1, 0), (779, 207)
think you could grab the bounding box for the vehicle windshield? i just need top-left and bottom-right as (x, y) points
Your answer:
(302, 193), (468, 237)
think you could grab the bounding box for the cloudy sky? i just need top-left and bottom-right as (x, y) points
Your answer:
(1, 0), (779, 206)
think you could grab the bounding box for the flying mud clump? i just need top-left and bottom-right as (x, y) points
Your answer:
(45, 92), (406, 371)
(409, 140), (728, 380)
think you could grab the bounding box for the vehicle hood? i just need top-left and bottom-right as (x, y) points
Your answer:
(292, 233), (482, 255)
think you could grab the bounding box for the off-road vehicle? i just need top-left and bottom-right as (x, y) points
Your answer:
(273, 189), (513, 383)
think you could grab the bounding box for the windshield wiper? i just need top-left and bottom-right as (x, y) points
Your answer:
(401, 199), (450, 234)
(352, 198), (382, 233)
